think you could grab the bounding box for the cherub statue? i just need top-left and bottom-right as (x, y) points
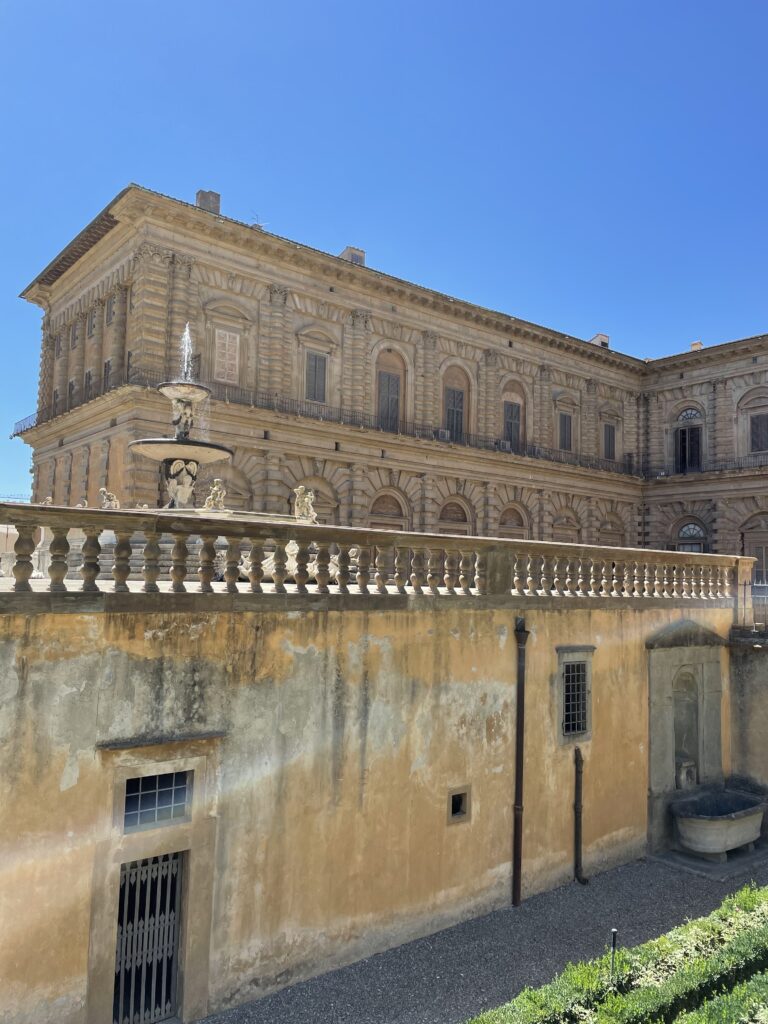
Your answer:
(293, 485), (318, 523)
(171, 398), (194, 440)
(40, 496), (53, 506)
(203, 478), (227, 511)
(164, 459), (198, 509)
(99, 487), (120, 510)
(75, 500), (88, 509)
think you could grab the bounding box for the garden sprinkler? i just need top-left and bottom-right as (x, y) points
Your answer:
(610, 928), (618, 983)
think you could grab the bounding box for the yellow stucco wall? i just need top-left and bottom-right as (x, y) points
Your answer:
(0, 600), (735, 1022)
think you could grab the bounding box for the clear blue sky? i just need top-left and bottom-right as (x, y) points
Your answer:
(1, 0), (766, 493)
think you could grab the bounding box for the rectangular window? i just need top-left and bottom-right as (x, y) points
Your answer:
(751, 413), (768, 453)
(87, 309), (95, 337)
(445, 387), (465, 441)
(67, 379), (75, 407)
(306, 350), (327, 403)
(603, 422), (616, 461)
(559, 412), (573, 451)
(675, 426), (701, 473)
(103, 359), (112, 389)
(84, 370), (92, 400)
(378, 370), (401, 432)
(504, 401), (521, 449)
(70, 322), (78, 349)
(105, 294), (115, 325)
(123, 771), (192, 832)
(214, 328), (240, 384)
(563, 661), (588, 736)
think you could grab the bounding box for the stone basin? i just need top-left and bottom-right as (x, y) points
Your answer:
(670, 790), (764, 861)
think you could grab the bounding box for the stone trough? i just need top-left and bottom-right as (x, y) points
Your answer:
(671, 790), (765, 862)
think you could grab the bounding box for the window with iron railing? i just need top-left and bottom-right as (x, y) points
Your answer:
(559, 412), (573, 452)
(445, 387), (465, 441)
(503, 401), (521, 448)
(751, 413), (768, 453)
(306, 351), (327, 403)
(377, 370), (401, 432)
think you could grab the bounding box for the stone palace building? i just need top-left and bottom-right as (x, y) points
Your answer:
(13, 185), (768, 579)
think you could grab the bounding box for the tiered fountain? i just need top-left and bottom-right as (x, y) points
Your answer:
(129, 325), (233, 508)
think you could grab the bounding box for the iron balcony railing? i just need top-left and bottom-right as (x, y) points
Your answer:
(12, 368), (640, 477)
(644, 452), (768, 478)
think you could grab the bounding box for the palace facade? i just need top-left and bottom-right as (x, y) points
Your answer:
(14, 186), (768, 577)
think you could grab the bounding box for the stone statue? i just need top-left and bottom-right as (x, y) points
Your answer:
(203, 478), (227, 511)
(164, 459), (198, 509)
(75, 500), (88, 509)
(99, 487), (120, 510)
(171, 398), (194, 440)
(40, 496), (53, 506)
(293, 485), (318, 523)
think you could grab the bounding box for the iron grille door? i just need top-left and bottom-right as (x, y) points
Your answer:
(113, 853), (182, 1024)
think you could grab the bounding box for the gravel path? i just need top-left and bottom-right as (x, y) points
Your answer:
(202, 857), (768, 1024)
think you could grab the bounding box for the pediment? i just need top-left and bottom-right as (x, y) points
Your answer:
(645, 619), (728, 649)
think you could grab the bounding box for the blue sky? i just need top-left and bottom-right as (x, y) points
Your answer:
(0, 0), (766, 493)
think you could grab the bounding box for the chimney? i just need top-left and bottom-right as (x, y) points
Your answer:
(690, 340), (703, 351)
(339, 245), (366, 267)
(196, 190), (221, 215)
(589, 333), (610, 349)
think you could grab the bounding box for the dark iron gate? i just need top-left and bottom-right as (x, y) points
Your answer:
(113, 853), (182, 1024)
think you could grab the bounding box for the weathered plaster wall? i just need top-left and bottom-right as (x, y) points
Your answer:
(730, 642), (768, 788)
(0, 600), (734, 1023)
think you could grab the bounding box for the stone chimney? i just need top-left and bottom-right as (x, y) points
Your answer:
(339, 245), (366, 267)
(589, 333), (610, 349)
(690, 340), (703, 352)
(196, 190), (221, 215)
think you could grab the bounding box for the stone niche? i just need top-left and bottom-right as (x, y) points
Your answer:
(647, 619), (728, 852)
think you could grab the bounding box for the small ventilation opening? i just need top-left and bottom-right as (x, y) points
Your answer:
(448, 786), (471, 823)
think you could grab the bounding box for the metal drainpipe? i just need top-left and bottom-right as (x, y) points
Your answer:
(512, 617), (529, 907)
(574, 746), (589, 885)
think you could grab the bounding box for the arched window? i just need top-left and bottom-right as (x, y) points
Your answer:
(376, 349), (406, 433)
(438, 500), (471, 535)
(498, 505), (529, 540)
(676, 521), (706, 553)
(741, 513), (768, 584)
(501, 381), (526, 451)
(442, 366), (471, 442)
(598, 519), (625, 547)
(369, 493), (408, 531)
(552, 512), (581, 544)
(736, 388), (768, 456)
(674, 407), (704, 473)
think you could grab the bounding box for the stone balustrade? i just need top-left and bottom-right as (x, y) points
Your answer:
(0, 502), (754, 621)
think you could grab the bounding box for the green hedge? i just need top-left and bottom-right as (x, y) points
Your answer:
(674, 969), (768, 1023)
(469, 885), (768, 1024)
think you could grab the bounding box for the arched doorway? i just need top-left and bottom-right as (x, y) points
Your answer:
(498, 505), (529, 540)
(369, 493), (409, 531)
(438, 500), (472, 535)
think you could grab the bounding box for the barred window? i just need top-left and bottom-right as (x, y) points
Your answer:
(124, 771), (191, 832)
(563, 661), (588, 735)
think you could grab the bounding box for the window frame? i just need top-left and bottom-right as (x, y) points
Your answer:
(213, 327), (241, 385)
(603, 422), (616, 461)
(559, 411), (573, 452)
(750, 413), (768, 453)
(503, 400), (522, 449)
(444, 385), (465, 441)
(556, 646), (594, 744)
(305, 349), (328, 404)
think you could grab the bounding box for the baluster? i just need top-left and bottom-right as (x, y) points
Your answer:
(112, 530), (132, 593)
(248, 541), (264, 593)
(375, 546), (391, 594)
(651, 562), (663, 599)
(198, 533), (217, 593)
(356, 545), (371, 593)
(81, 527), (102, 593)
(474, 550), (488, 595)
(225, 536), (241, 594)
(444, 548), (459, 594)
(576, 557), (586, 597)
(599, 559), (609, 597)
(427, 548), (443, 595)
(669, 563), (680, 599)
(510, 552), (523, 597)
(294, 543), (310, 594)
(538, 554), (552, 596)
(140, 530), (160, 594)
(708, 565), (717, 600)
(551, 557), (563, 597)
(170, 531), (188, 593)
(563, 556), (573, 597)
(631, 560), (642, 598)
(611, 560), (622, 598)
(48, 526), (70, 593)
(524, 553), (535, 596)
(410, 548), (425, 595)
(690, 565), (700, 599)
(315, 543), (331, 594)
(12, 522), (36, 592)
(642, 561), (652, 598)
(623, 560), (633, 597)
(699, 565), (708, 599)
(715, 566), (725, 599)
(660, 561), (670, 598)
(394, 547), (409, 594)
(336, 546), (351, 594)
(587, 557), (598, 597)
(684, 565), (696, 598)
(272, 541), (288, 593)
(721, 566), (731, 599)
(459, 551), (474, 595)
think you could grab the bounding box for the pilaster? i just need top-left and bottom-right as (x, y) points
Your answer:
(347, 462), (368, 526)
(128, 243), (172, 376)
(713, 379), (735, 462)
(480, 350), (500, 437)
(70, 313), (86, 406)
(37, 327), (55, 416)
(416, 331), (438, 426)
(535, 366), (552, 447)
(420, 474), (438, 532)
(264, 285), (290, 394)
(348, 311), (370, 413)
(264, 451), (285, 514)
(87, 300), (105, 393)
(583, 379), (598, 457)
(167, 254), (195, 377)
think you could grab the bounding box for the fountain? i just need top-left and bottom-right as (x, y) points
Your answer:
(129, 325), (233, 508)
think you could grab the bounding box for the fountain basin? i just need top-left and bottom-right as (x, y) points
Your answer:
(129, 437), (233, 464)
(157, 381), (211, 404)
(670, 790), (764, 861)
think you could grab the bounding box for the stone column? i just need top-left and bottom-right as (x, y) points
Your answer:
(37, 326), (55, 417)
(416, 331), (438, 426)
(712, 379), (735, 463)
(646, 393), (666, 472)
(481, 350), (500, 437)
(264, 285), (290, 394)
(585, 496), (598, 545)
(110, 284), (129, 379)
(583, 379), (598, 457)
(95, 440), (110, 493)
(73, 446), (90, 506)
(70, 313), (86, 406)
(535, 366), (552, 447)
(623, 391), (639, 471)
(420, 474), (438, 533)
(348, 311), (370, 414)
(128, 244), (172, 376)
(53, 327), (69, 413)
(59, 451), (73, 506)
(86, 300), (105, 394)
(481, 481), (496, 535)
